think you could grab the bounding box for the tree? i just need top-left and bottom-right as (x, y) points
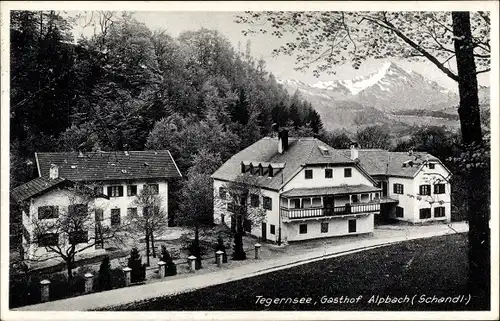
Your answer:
(127, 247), (146, 283)
(97, 255), (112, 291)
(320, 130), (353, 149)
(221, 174), (267, 260)
(178, 149), (223, 269)
(236, 10), (491, 307)
(356, 125), (392, 149)
(28, 185), (124, 284)
(130, 186), (169, 266)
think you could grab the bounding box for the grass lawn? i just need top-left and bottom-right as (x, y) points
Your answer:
(107, 233), (489, 311)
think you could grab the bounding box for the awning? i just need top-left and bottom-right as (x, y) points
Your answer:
(281, 184), (381, 198)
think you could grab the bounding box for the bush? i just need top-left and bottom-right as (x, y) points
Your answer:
(214, 236), (228, 263)
(97, 256), (112, 291)
(9, 273), (41, 308)
(50, 273), (70, 300)
(127, 248), (146, 283)
(160, 245), (177, 276)
(109, 268), (126, 289)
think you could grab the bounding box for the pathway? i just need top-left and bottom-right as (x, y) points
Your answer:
(14, 222), (468, 311)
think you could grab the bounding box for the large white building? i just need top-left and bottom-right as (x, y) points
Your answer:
(211, 131), (452, 244)
(11, 150), (182, 259)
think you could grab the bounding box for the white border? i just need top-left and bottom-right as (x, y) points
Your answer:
(1, 1), (499, 321)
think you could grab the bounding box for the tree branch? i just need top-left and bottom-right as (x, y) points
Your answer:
(476, 68), (490, 75)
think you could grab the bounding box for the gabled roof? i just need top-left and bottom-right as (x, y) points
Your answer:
(339, 149), (443, 178)
(11, 177), (69, 203)
(11, 176), (110, 203)
(211, 137), (357, 190)
(36, 150), (182, 182)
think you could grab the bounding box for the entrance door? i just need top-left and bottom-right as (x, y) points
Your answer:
(261, 222), (267, 241)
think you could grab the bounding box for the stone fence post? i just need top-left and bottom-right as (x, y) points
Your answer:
(187, 255), (197, 273)
(84, 273), (94, 293)
(254, 243), (261, 260)
(158, 261), (166, 278)
(40, 279), (50, 302)
(216, 251), (224, 267)
(123, 267), (132, 286)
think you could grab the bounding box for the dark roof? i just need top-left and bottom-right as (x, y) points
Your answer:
(339, 150), (442, 177)
(36, 150), (182, 182)
(11, 176), (110, 203)
(11, 177), (67, 203)
(211, 137), (358, 190)
(281, 184), (381, 198)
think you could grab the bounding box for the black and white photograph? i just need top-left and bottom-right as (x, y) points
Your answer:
(1, 1), (498, 320)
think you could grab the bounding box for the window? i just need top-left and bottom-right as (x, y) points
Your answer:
(434, 184), (445, 194)
(299, 224), (307, 234)
(321, 222), (329, 233)
(68, 204), (88, 217)
(393, 183), (404, 194)
(69, 230), (88, 244)
(312, 197), (322, 208)
(38, 206), (58, 220)
(291, 198), (301, 209)
(428, 163), (435, 169)
(127, 207), (138, 218)
(127, 185), (137, 196)
(244, 219), (252, 233)
(434, 207), (446, 218)
(419, 208), (431, 219)
(344, 168), (352, 177)
(95, 209), (104, 222)
(305, 169), (313, 179)
(250, 194), (260, 207)
(219, 187), (227, 200)
(348, 219), (357, 233)
(263, 197), (272, 210)
(325, 168), (333, 178)
(302, 198), (312, 208)
(419, 185), (431, 196)
(108, 185), (124, 197)
(270, 224), (275, 235)
(111, 209), (121, 227)
(143, 206), (159, 218)
(38, 233), (58, 247)
(145, 184), (159, 195)
(396, 206), (404, 218)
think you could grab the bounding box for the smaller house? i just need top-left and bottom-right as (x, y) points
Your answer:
(11, 169), (109, 260)
(342, 147), (453, 224)
(11, 150), (182, 260)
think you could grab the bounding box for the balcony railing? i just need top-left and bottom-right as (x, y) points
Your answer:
(281, 202), (380, 220)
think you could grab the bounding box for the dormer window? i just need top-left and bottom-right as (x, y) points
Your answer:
(318, 145), (330, 156)
(268, 165), (274, 177)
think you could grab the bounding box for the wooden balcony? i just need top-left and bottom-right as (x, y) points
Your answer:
(281, 202), (380, 220)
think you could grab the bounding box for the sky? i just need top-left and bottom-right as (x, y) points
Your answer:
(69, 11), (490, 91)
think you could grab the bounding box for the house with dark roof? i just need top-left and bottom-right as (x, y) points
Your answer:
(340, 148), (452, 224)
(11, 150), (182, 259)
(211, 130), (382, 243)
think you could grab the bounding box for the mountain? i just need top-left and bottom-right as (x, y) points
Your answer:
(278, 61), (489, 132)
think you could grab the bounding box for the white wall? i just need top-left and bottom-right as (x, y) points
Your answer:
(283, 213), (374, 242)
(98, 179), (169, 222)
(283, 165), (374, 191)
(25, 189), (99, 259)
(213, 178), (281, 242)
(412, 163), (452, 223)
(387, 176), (417, 222)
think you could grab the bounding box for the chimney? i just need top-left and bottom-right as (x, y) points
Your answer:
(49, 164), (59, 179)
(278, 129), (289, 154)
(350, 142), (359, 160)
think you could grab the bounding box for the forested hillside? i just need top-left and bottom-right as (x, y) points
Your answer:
(10, 11), (322, 192)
